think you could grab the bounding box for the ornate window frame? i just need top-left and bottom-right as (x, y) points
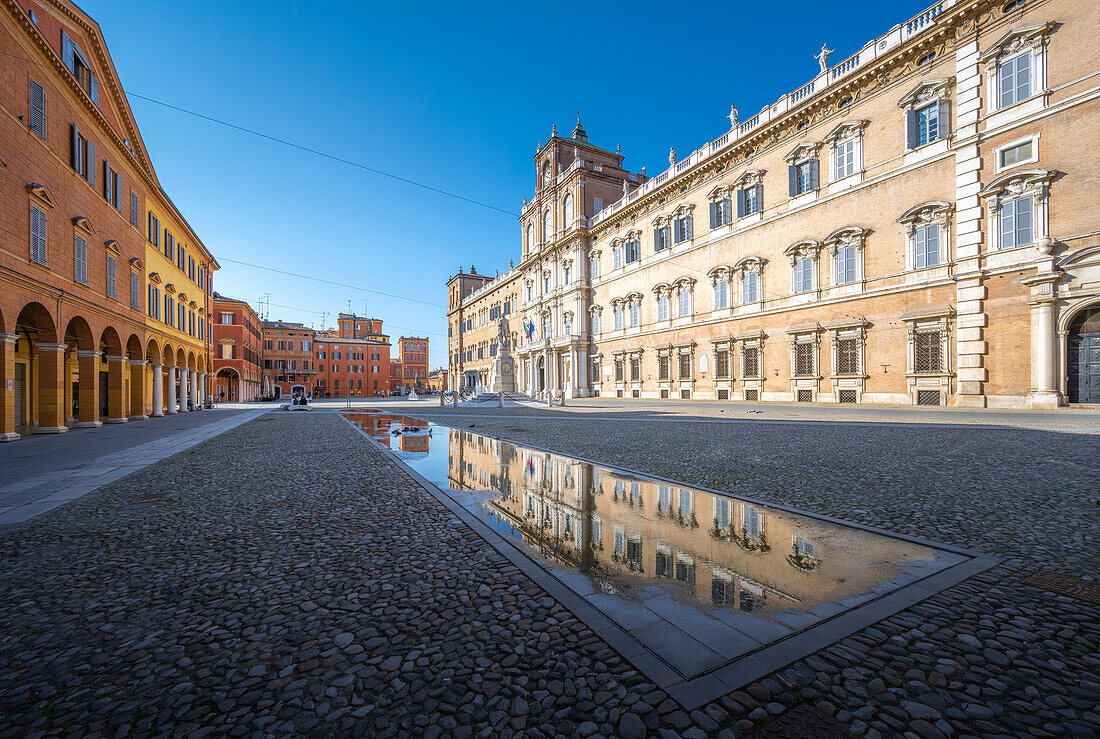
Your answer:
(588, 304), (602, 336)
(784, 142), (822, 200)
(898, 201), (953, 270)
(652, 283), (672, 323)
(733, 169), (766, 219)
(979, 23), (1053, 114)
(898, 78), (952, 151)
(652, 214), (672, 253)
(734, 256), (766, 306)
(823, 226), (868, 286)
(784, 240), (821, 295)
(707, 185), (734, 228)
(707, 265), (733, 311)
(736, 330), (766, 381)
(673, 277), (695, 319)
(823, 120), (869, 185)
(978, 168), (1055, 253)
(625, 291), (643, 328)
(588, 247), (601, 279)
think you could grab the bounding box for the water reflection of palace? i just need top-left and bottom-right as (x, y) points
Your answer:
(343, 412), (432, 453)
(445, 427), (933, 615)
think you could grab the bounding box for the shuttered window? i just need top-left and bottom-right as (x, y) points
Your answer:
(29, 80), (46, 140)
(106, 256), (116, 298)
(714, 280), (729, 309)
(674, 216), (693, 243)
(69, 124), (94, 184)
(794, 257), (814, 293)
(915, 104), (939, 147)
(742, 271), (760, 303)
(74, 235), (87, 284)
(654, 226), (670, 252)
(148, 212), (159, 246)
(709, 198), (732, 228)
(131, 191), (140, 227)
(130, 272), (140, 309)
(657, 294), (669, 321)
(30, 205), (47, 265)
(836, 245), (859, 284)
(737, 185), (762, 217)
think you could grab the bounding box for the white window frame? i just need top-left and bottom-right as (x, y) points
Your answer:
(981, 24), (1052, 116)
(713, 278), (729, 310)
(994, 133), (1039, 174)
(978, 169), (1053, 253)
(898, 201), (953, 271)
(824, 227), (867, 287)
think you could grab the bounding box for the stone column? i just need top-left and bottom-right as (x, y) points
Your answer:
(190, 370), (199, 410)
(75, 350), (103, 428)
(0, 334), (19, 441)
(129, 360), (148, 419)
(238, 377), (245, 403)
(166, 365), (178, 415)
(105, 355), (128, 423)
(34, 343), (68, 433)
(1024, 271), (1063, 408)
(150, 363), (164, 417)
(178, 367), (190, 412)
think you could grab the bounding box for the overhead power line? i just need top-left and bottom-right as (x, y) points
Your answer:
(125, 91), (519, 217)
(266, 301), (446, 339)
(217, 257), (447, 308)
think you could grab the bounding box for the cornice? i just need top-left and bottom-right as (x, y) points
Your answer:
(588, 0), (1002, 239)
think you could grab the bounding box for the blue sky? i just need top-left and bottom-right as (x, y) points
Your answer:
(87, 0), (933, 368)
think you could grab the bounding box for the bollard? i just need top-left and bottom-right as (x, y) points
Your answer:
(499, 390), (504, 408)
(546, 390), (553, 408)
(440, 392), (444, 407)
(453, 390), (459, 408)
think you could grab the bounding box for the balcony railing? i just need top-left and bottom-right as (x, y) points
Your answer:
(588, 0), (957, 228)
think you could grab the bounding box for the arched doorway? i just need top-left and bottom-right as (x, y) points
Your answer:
(1068, 305), (1100, 404)
(217, 368), (240, 402)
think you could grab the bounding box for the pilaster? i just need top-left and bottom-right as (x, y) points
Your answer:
(75, 350), (103, 428)
(0, 334), (19, 441)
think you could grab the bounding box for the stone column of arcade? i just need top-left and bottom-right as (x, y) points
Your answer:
(105, 355), (128, 423)
(34, 343), (68, 433)
(190, 370), (199, 410)
(150, 363), (164, 417)
(165, 365), (178, 415)
(129, 360), (148, 419)
(0, 333), (18, 441)
(178, 367), (190, 412)
(74, 349), (102, 428)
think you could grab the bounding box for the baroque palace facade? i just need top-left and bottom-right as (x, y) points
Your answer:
(449, 0), (1100, 408)
(1, 0), (218, 440)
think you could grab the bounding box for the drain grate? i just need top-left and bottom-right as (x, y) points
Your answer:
(746, 704), (852, 738)
(1024, 571), (1100, 604)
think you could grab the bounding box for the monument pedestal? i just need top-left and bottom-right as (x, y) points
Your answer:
(488, 352), (516, 393)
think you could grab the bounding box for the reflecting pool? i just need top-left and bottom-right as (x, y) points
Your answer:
(341, 411), (980, 690)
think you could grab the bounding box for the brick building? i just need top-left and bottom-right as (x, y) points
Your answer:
(211, 293), (262, 402)
(261, 321), (315, 400)
(1, 0), (218, 440)
(451, 0), (1100, 408)
(396, 336), (429, 392)
(314, 330), (390, 398)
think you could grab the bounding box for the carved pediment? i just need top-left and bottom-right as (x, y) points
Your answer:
(824, 226), (870, 251)
(898, 78), (953, 108)
(708, 184), (734, 201)
(71, 216), (94, 234)
(979, 23), (1055, 68)
(103, 239), (121, 254)
(25, 183), (56, 207)
(707, 265), (733, 281)
(979, 168), (1056, 205)
(898, 201), (954, 234)
(784, 240), (821, 262)
(823, 120), (869, 144)
(784, 141), (822, 163)
(734, 169), (766, 188)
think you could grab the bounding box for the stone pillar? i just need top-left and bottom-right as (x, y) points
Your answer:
(151, 363), (164, 417)
(34, 343), (68, 433)
(179, 368), (190, 412)
(190, 370), (199, 410)
(75, 350), (103, 428)
(166, 365), (178, 415)
(1024, 272), (1063, 408)
(0, 334), (19, 441)
(129, 360), (148, 419)
(105, 355), (128, 423)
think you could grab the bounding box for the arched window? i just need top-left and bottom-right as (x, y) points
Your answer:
(543, 210), (552, 242)
(562, 194), (573, 226)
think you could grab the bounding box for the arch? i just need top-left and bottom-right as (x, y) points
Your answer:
(562, 193), (573, 225)
(197, 354), (206, 373)
(1067, 301), (1100, 404)
(175, 347), (186, 368)
(63, 316), (95, 350)
(126, 334), (144, 361)
(0, 305), (4, 333)
(15, 301), (57, 343)
(217, 367), (241, 379)
(187, 350), (196, 371)
(99, 326), (122, 356)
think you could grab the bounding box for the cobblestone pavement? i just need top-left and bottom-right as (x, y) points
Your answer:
(0, 413), (713, 737)
(404, 407), (1100, 738)
(2, 411), (1097, 737)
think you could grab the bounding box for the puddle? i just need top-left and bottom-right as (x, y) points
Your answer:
(341, 410), (984, 695)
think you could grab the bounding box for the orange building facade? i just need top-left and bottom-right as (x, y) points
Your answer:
(314, 331), (390, 398)
(211, 293), (262, 402)
(260, 321), (315, 400)
(395, 336), (429, 393)
(1, 0), (218, 439)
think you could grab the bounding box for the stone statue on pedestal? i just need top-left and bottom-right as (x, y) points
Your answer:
(487, 316), (516, 393)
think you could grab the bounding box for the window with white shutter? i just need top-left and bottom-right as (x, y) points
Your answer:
(131, 272), (140, 309)
(74, 235), (87, 284)
(30, 205), (47, 265)
(106, 256), (116, 298)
